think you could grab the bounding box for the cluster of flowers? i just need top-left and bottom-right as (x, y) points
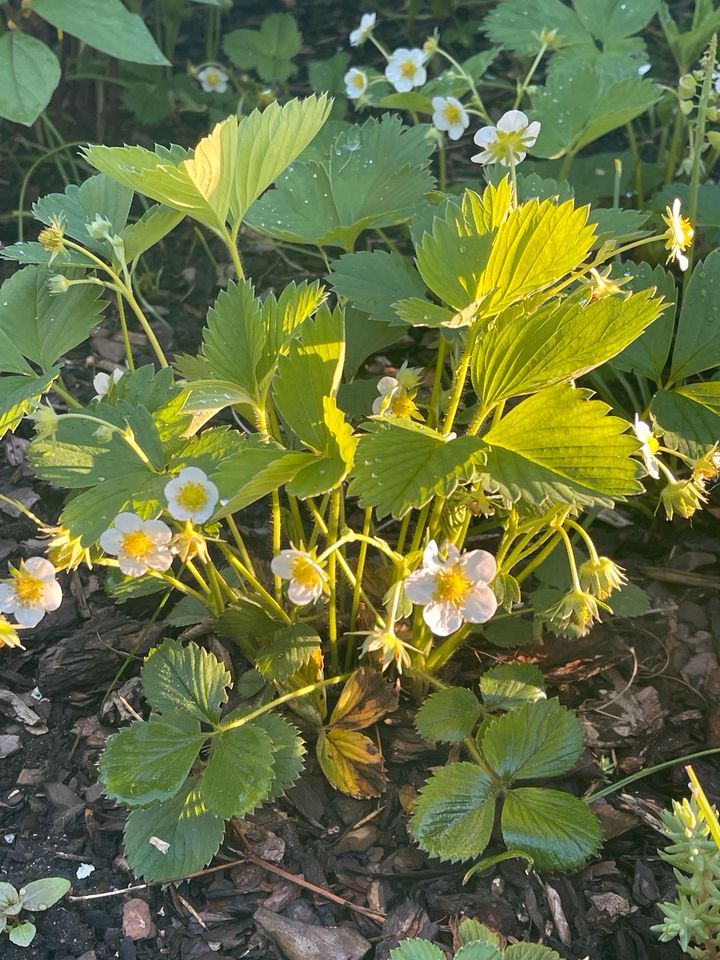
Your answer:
(0, 466), (218, 648)
(343, 12), (541, 166)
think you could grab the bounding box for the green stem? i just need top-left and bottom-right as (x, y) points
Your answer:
(685, 34), (717, 278)
(52, 379), (82, 410)
(587, 747), (720, 803)
(442, 329), (477, 435)
(226, 514), (256, 576)
(436, 47), (491, 122)
(223, 226), (245, 280)
(427, 335), (447, 429)
(327, 489), (342, 672)
(115, 290), (135, 371)
(514, 532), (562, 584)
(350, 508), (373, 632)
(218, 543), (291, 624)
(438, 139), (447, 192)
(424, 623), (471, 673)
(514, 43), (548, 108)
(218, 673), (350, 733)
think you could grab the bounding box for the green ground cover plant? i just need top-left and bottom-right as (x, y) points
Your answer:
(1, 1), (719, 955)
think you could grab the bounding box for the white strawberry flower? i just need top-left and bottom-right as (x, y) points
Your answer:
(662, 198), (694, 272)
(271, 548), (328, 605)
(633, 415), (660, 480)
(0, 558), (62, 628)
(93, 368), (123, 398)
(100, 513), (173, 578)
(432, 96), (469, 141)
(197, 66), (229, 94)
(344, 68), (369, 100)
(349, 12), (376, 47)
(385, 48), (427, 93)
(404, 540), (497, 636)
(164, 467), (219, 525)
(471, 109), (541, 167)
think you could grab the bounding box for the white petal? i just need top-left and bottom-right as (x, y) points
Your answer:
(431, 96), (446, 111)
(421, 539), (442, 571)
(99, 528), (123, 555)
(14, 606), (45, 628)
(403, 570), (437, 604)
(177, 466), (208, 485)
(146, 547), (173, 572)
(287, 580), (321, 605)
(447, 122), (465, 141)
(41, 581), (63, 612)
(413, 66), (427, 86)
(377, 376), (399, 397)
(117, 554), (148, 578)
(93, 373), (110, 396)
(497, 109), (529, 133)
(371, 397), (384, 415)
(144, 519), (172, 544)
(460, 584), (498, 624)
(471, 150), (492, 165)
(444, 544), (460, 566)
(23, 557), (56, 580)
(0, 584), (16, 611)
(271, 550), (301, 579)
(473, 126), (497, 147)
(677, 250), (689, 271)
(523, 120), (541, 145)
(423, 601), (463, 636)
(114, 512), (143, 533)
(164, 477), (183, 501)
(460, 549), (496, 584)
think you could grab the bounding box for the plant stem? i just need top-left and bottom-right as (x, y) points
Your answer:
(350, 508), (373, 631)
(514, 43), (548, 108)
(218, 543), (291, 624)
(226, 514), (256, 576)
(425, 623), (471, 673)
(685, 33), (717, 278)
(327, 489), (341, 672)
(427, 334), (447, 429)
(115, 290), (135, 370)
(219, 673), (350, 733)
(442, 328), (477, 435)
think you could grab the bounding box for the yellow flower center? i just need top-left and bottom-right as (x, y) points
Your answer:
(121, 530), (154, 560)
(433, 566), (471, 605)
(390, 394), (415, 417)
(352, 73), (365, 90)
(206, 71), (220, 86)
(175, 481), (209, 512)
(291, 555), (321, 589)
(14, 573), (44, 605)
(664, 207), (694, 251)
(646, 435), (660, 455)
(38, 226), (64, 253)
(443, 103), (462, 125)
(400, 59), (417, 79)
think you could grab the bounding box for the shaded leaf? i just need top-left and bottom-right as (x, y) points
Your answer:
(480, 663), (546, 712)
(0, 32), (60, 125)
(501, 787), (601, 870)
(415, 687), (482, 743)
(142, 639), (230, 725)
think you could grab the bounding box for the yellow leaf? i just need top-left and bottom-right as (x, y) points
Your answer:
(329, 667), (398, 730)
(316, 728), (387, 798)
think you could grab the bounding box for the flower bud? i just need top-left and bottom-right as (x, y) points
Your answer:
(537, 27), (560, 48)
(679, 99), (695, 116)
(578, 556), (627, 600)
(86, 214), (113, 241)
(29, 403), (60, 441)
(692, 447), (720, 484)
(661, 478), (707, 520)
(48, 274), (71, 296)
(707, 129), (720, 150)
(37, 216), (66, 264)
(546, 588), (606, 637)
(678, 73), (696, 99)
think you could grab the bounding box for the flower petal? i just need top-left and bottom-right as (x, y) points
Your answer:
(117, 554), (148, 578)
(497, 109), (529, 133)
(460, 549), (496, 584)
(40, 581), (63, 612)
(460, 584), (498, 624)
(404, 570), (437, 604)
(0, 584), (16, 612)
(271, 550), (300, 579)
(99, 529), (123, 555)
(423, 600), (463, 636)
(114, 512), (143, 533)
(421, 539), (442, 571)
(144, 520), (173, 544)
(287, 581), (321, 605)
(473, 126), (497, 147)
(147, 547), (173, 572)
(23, 557), (56, 580)
(14, 606), (45, 628)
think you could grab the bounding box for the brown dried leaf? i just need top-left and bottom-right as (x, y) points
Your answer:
(329, 668), (399, 730)
(316, 728), (387, 799)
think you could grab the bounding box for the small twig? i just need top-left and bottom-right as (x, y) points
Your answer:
(174, 891), (208, 929)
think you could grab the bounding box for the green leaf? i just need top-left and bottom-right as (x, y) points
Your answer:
(415, 687), (481, 743)
(482, 383), (643, 510)
(612, 262), (677, 383)
(231, 96), (331, 223)
(668, 250), (720, 381)
(100, 714), (204, 805)
(212, 440), (314, 518)
(0, 370), (58, 440)
(18, 878), (71, 911)
(457, 920), (502, 947)
(254, 713), (306, 800)
(454, 945), (503, 960)
(255, 625), (322, 682)
(33, 0), (169, 65)
(84, 120), (236, 231)
(59, 469), (167, 545)
(478, 198), (595, 315)
(202, 719), (275, 818)
(532, 65), (661, 157)
(410, 762), (497, 862)
(218, 598), (286, 642)
(348, 421), (484, 519)
(573, 0), (660, 41)
(480, 663), (546, 712)
(328, 250), (426, 323)
(504, 945), (561, 960)
(0, 265), (106, 371)
(0, 32), (60, 125)
(8, 921), (36, 947)
(651, 382), (720, 455)
(122, 204), (184, 261)
(224, 13), (301, 83)
(124, 777), (225, 881)
(34, 175), (134, 256)
(481, 699), (584, 782)
(247, 116), (435, 250)
(483, 0), (591, 56)
(501, 787), (601, 870)
(389, 943), (446, 960)
(471, 289), (665, 408)
(142, 639), (230, 725)
(273, 305), (345, 451)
